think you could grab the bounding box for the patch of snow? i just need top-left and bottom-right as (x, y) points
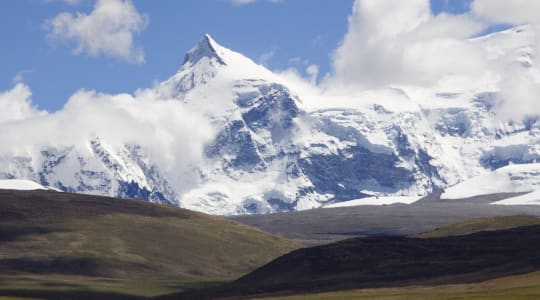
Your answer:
(325, 196), (420, 208)
(493, 190), (540, 205)
(0, 179), (54, 191)
(442, 163), (540, 199)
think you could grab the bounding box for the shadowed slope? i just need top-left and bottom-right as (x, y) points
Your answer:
(236, 226), (540, 293)
(417, 215), (540, 238)
(161, 225), (540, 299)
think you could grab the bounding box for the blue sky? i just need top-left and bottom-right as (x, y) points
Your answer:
(0, 0), (500, 111)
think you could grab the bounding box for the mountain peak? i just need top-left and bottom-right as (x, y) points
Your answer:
(162, 33), (280, 100)
(183, 34), (226, 66)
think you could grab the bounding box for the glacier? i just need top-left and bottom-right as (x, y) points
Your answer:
(2, 26), (540, 215)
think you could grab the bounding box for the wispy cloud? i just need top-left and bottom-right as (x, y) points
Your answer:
(305, 64), (319, 85)
(228, 0), (283, 6)
(11, 70), (36, 84)
(230, 0), (256, 5)
(258, 49), (277, 66)
(42, 0), (82, 5)
(311, 34), (325, 48)
(45, 0), (148, 64)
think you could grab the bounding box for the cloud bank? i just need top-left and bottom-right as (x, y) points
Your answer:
(45, 0), (148, 63)
(308, 0), (540, 122)
(0, 84), (45, 123)
(0, 83), (214, 190)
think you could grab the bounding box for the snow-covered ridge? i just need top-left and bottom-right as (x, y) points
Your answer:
(442, 163), (540, 200)
(183, 34), (227, 66)
(494, 190), (540, 205)
(160, 34), (278, 103)
(0, 179), (58, 191)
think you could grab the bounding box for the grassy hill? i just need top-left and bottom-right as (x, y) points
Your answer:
(0, 189), (300, 299)
(164, 225), (540, 299)
(416, 215), (540, 238)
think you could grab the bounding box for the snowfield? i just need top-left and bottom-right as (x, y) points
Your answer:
(442, 163), (540, 200)
(0, 179), (53, 191)
(325, 196), (421, 208)
(493, 190), (540, 205)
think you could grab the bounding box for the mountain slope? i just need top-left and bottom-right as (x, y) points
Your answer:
(0, 139), (180, 206)
(0, 190), (300, 281)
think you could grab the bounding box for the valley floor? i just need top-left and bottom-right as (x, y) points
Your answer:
(231, 192), (540, 243)
(0, 274), (224, 300)
(258, 271), (540, 300)
(4, 270), (540, 300)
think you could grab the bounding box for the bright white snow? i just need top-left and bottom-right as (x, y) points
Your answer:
(325, 196), (420, 208)
(442, 163), (540, 199)
(0, 179), (50, 191)
(493, 190), (540, 205)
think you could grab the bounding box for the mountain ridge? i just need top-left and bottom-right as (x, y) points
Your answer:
(183, 34), (226, 66)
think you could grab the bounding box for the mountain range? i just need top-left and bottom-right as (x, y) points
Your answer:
(1, 25), (539, 215)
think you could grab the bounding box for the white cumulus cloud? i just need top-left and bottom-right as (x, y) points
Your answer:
(326, 0), (487, 90)
(315, 0), (540, 123)
(0, 84), (214, 191)
(305, 64), (319, 85)
(471, 0), (540, 121)
(45, 0), (148, 63)
(0, 83), (46, 124)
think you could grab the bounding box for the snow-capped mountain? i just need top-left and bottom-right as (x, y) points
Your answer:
(0, 140), (179, 205)
(153, 34), (452, 214)
(2, 26), (540, 214)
